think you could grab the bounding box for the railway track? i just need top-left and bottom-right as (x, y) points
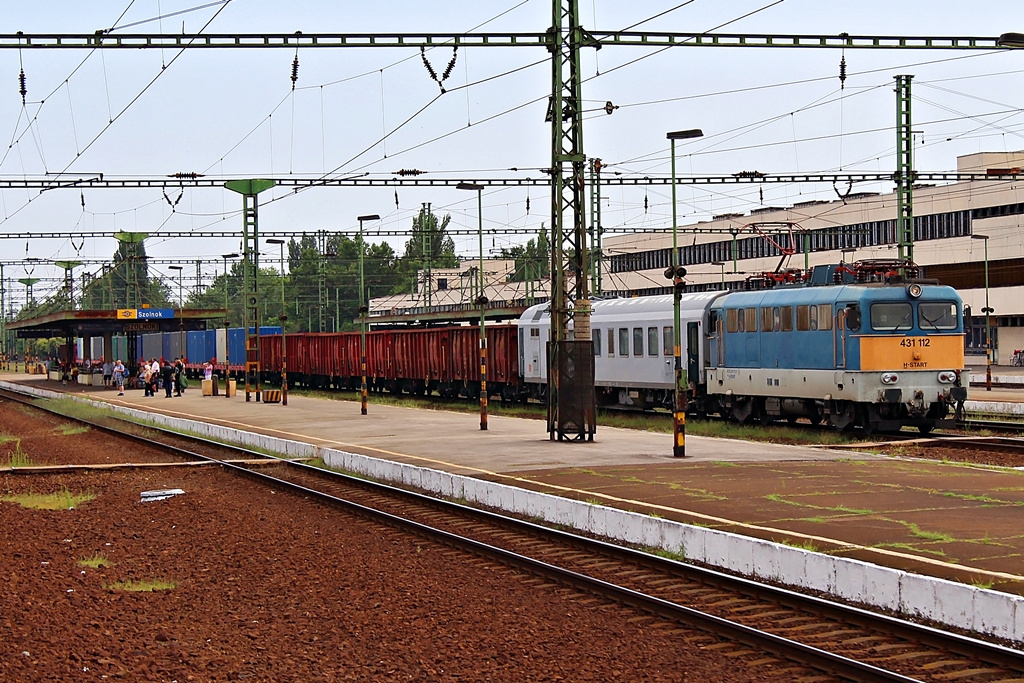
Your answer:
(4, 386), (1024, 681)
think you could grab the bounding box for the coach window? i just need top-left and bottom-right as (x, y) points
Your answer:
(648, 327), (659, 356)
(593, 328), (602, 356)
(633, 327), (644, 356)
(818, 304), (833, 331)
(726, 308), (739, 333)
(797, 304), (810, 331)
(919, 301), (958, 330)
(870, 302), (913, 331)
(663, 326), (673, 356)
(608, 328), (615, 356)
(744, 307), (758, 332)
(619, 328), (630, 356)
(781, 306), (794, 332)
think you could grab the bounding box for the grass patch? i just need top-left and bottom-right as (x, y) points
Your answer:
(6, 440), (32, 467)
(650, 547), (686, 562)
(79, 554), (114, 569)
(105, 578), (177, 592)
(0, 432), (17, 445)
(1, 486), (95, 510)
(906, 523), (955, 543)
(764, 494), (875, 516)
(875, 542), (948, 557)
(55, 424), (90, 436)
(779, 538), (822, 552)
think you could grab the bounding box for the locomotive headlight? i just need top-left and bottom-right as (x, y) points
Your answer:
(907, 283), (923, 299)
(937, 371), (957, 384)
(881, 372), (899, 384)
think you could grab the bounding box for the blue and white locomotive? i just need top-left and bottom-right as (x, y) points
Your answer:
(519, 261), (968, 433)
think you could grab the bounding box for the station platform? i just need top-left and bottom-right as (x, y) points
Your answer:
(3, 371), (1024, 599)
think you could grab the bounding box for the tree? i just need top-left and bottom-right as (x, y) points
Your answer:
(500, 224), (550, 282)
(393, 205), (459, 295)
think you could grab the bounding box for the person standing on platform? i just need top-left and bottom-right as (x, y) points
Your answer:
(102, 359), (112, 388)
(174, 358), (186, 395)
(112, 360), (126, 396)
(162, 360), (174, 398)
(142, 363), (153, 397)
(149, 359), (160, 396)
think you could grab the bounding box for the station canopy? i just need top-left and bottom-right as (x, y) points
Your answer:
(8, 308), (225, 339)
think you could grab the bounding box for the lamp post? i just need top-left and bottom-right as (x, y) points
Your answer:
(666, 128), (704, 458)
(711, 261), (725, 288)
(972, 234), (993, 390)
(458, 182), (488, 431)
(221, 253), (238, 316)
(357, 214), (380, 416)
(221, 253), (238, 387)
(267, 238), (288, 405)
(169, 265), (184, 364)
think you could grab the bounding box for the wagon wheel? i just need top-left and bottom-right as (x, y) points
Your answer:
(828, 401), (855, 431)
(731, 398), (754, 425)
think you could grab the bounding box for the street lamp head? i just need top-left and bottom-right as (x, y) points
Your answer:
(666, 129), (704, 140)
(971, 234), (989, 240)
(266, 238), (285, 245)
(456, 182), (484, 191)
(711, 261), (724, 266)
(357, 214), (380, 222)
(168, 265), (183, 270)
(222, 253), (239, 259)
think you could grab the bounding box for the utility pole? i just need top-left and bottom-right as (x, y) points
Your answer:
(589, 158), (603, 296)
(546, 0), (596, 442)
(225, 179), (275, 403)
(895, 75), (915, 267)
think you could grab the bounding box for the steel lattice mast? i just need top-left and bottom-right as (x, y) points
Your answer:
(545, 0), (596, 441)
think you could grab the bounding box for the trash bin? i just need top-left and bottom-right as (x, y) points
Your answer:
(202, 379), (214, 396)
(225, 380), (237, 397)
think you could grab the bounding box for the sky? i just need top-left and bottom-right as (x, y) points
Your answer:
(1, 0), (1023, 306)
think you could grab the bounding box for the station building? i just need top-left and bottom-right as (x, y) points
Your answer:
(600, 151), (1024, 366)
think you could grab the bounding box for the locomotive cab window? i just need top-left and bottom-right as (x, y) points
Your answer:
(870, 302), (913, 331)
(797, 305), (810, 331)
(744, 308), (758, 332)
(817, 304), (833, 331)
(919, 302), (958, 330)
(726, 308), (739, 333)
(780, 306), (794, 332)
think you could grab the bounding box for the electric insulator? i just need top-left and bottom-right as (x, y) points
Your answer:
(394, 190), (399, 209)
(395, 169), (424, 176)
(420, 47), (437, 81)
(839, 55), (847, 90)
(525, 195), (530, 214)
(442, 47), (458, 80)
(291, 56), (299, 90)
(18, 68), (26, 105)
(644, 194), (648, 213)
(168, 172), (204, 179)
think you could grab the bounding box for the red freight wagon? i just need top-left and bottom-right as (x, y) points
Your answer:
(257, 323), (523, 400)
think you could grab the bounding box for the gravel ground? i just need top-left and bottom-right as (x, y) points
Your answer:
(0, 399), (785, 682)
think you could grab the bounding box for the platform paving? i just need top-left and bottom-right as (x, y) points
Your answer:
(5, 372), (1024, 595)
